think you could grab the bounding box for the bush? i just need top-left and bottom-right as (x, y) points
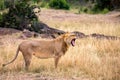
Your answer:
(49, 0), (70, 10)
(78, 6), (109, 14)
(94, 0), (113, 10)
(0, 14), (3, 24)
(0, 0), (5, 10)
(0, 1), (39, 31)
(102, 8), (109, 14)
(89, 3), (110, 14)
(40, 1), (49, 8)
(40, 1), (47, 7)
(78, 6), (92, 14)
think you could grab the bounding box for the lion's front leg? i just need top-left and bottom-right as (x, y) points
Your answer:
(54, 57), (60, 68)
(54, 56), (61, 68)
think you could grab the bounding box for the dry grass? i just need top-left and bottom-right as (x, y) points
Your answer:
(0, 37), (120, 80)
(0, 9), (120, 80)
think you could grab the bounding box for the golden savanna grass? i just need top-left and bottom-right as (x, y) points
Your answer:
(0, 9), (120, 80)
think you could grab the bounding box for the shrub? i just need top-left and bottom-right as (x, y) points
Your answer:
(0, 14), (3, 24)
(0, 1), (38, 31)
(40, 1), (47, 8)
(0, 0), (5, 10)
(49, 0), (70, 10)
(94, 0), (113, 10)
(102, 8), (109, 14)
(78, 6), (109, 14)
(90, 4), (110, 14)
(40, 1), (49, 8)
(78, 7), (90, 14)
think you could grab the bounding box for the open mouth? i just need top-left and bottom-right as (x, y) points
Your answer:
(71, 38), (76, 46)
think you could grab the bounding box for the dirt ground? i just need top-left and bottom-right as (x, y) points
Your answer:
(39, 9), (120, 24)
(0, 72), (91, 80)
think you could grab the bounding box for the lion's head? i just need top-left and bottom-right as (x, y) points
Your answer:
(63, 32), (77, 47)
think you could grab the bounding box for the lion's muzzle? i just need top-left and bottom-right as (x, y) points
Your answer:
(71, 38), (76, 46)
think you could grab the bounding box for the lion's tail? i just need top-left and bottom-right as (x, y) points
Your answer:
(2, 46), (20, 67)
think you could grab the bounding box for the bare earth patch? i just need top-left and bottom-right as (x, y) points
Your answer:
(39, 9), (120, 24)
(0, 72), (91, 80)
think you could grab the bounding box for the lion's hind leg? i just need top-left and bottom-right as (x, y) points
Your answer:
(22, 52), (32, 71)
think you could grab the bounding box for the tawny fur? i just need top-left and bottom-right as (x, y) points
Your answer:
(2, 32), (76, 70)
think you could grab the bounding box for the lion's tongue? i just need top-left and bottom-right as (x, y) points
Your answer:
(71, 39), (75, 46)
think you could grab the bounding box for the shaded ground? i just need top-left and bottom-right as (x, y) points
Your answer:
(0, 72), (91, 80)
(39, 9), (120, 24)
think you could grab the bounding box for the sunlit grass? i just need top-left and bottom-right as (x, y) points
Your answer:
(45, 20), (120, 36)
(0, 9), (120, 80)
(0, 37), (120, 80)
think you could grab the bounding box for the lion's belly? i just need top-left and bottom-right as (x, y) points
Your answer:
(33, 50), (55, 58)
(31, 44), (55, 58)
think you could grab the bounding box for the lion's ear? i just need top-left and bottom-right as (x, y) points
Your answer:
(64, 32), (69, 37)
(62, 32), (68, 38)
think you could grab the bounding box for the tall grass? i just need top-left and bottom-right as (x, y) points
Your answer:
(0, 36), (120, 80)
(0, 10), (120, 79)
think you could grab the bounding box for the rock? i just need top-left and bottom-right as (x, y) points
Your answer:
(90, 33), (120, 40)
(32, 22), (65, 38)
(72, 31), (87, 38)
(19, 29), (39, 39)
(0, 28), (20, 35)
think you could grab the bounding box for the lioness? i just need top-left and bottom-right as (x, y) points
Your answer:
(3, 32), (77, 70)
